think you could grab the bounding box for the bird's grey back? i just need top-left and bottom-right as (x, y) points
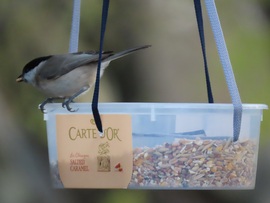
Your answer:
(38, 52), (112, 80)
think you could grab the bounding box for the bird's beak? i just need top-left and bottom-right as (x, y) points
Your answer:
(16, 75), (24, 82)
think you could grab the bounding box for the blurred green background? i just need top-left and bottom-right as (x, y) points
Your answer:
(0, 0), (269, 203)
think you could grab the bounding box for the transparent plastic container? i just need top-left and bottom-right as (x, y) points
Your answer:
(44, 103), (267, 189)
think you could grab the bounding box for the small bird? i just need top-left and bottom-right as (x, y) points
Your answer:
(16, 45), (151, 112)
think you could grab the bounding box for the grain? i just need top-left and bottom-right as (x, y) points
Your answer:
(129, 138), (257, 188)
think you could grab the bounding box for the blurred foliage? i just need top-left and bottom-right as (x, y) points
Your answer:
(209, 1), (270, 143)
(229, 28), (270, 141)
(100, 190), (148, 203)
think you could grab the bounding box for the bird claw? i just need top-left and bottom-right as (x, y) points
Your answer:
(38, 97), (79, 113)
(60, 86), (88, 112)
(62, 100), (78, 112)
(39, 98), (54, 113)
(39, 104), (46, 113)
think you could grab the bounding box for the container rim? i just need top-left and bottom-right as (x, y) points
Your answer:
(43, 102), (268, 113)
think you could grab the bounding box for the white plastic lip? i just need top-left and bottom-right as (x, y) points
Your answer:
(43, 102), (268, 113)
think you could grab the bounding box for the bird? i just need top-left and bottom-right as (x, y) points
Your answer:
(16, 45), (151, 112)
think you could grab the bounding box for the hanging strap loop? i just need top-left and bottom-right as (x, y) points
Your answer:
(92, 0), (110, 134)
(69, 0), (81, 53)
(194, 0), (214, 103)
(204, 0), (242, 141)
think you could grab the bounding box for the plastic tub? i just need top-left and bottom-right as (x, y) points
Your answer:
(44, 103), (267, 189)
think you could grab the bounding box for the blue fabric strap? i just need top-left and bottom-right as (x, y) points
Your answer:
(193, 0), (214, 103)
(69, 0), (81, 53)
(204, 0), (242, 141)
(92, 0), (110, 133)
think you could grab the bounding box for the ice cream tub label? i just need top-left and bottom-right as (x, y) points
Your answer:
(55, 114), (133, 188)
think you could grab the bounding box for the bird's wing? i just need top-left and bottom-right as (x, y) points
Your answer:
(38, 51), (113, 80)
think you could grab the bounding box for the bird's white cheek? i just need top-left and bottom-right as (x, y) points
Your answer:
(24, 69), (38, 86)
(23, 61), (46, 86)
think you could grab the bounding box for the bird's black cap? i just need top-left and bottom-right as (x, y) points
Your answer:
(16, 55), (52, 82)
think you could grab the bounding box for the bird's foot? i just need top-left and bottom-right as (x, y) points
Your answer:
(61, 86), (89, 112)
(39, 98), (54, 113)
(62, 98), (78, 112)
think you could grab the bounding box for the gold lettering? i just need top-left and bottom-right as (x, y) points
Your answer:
(113, 129), (122, 141)
(68, 127), (121, 141)
(69, 127), (76, 140)
(76, 129), (81, 138)
(105, 127), (113, 141)
(81, 129), (87, 138)
(92, 129), (98, 138)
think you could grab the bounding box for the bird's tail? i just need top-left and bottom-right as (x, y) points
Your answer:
(103, 45), (151, 62)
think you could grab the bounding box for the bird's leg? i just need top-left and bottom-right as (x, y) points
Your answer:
(39, 97), (55, 113)
(62, 86), (89, 112)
